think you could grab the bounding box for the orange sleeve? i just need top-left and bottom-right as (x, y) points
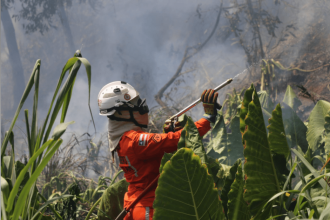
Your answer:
(132, 118), (211, 160)
(194, 118), (211, 137)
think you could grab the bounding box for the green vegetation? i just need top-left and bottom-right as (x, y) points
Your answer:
(2, 56), (330, 219)
(151, 84), (330, 220)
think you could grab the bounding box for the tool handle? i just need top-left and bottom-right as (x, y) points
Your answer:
(169, 78), (233, 120)
(127, 174), (159, 211)
(115, 174), (160, 220)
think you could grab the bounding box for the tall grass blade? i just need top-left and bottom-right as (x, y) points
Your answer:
(42, 60), (81, 145)
(77, 57), (95, 131)
(60, 78), (76, 123)
(6, 139), (55, 212)
(292, 148), (330, 193)
(11, 139), (63, 220)
(24, 110), (32, 157)
(31, 65), (40, 154)
(52, 121), (75, 141)
(37, 58), (78, 150)
(85, 197), (102, 220)
(1, 60), (40, 158)
(110, 170), (123, 186)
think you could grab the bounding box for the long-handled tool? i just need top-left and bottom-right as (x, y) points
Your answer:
(115, 174), (160, 220)
(165, 78), (233, 127)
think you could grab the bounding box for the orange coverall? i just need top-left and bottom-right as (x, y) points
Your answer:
(117, 118), (211, 220)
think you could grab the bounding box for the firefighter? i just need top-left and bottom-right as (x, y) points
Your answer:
(98, 81), (220, 220)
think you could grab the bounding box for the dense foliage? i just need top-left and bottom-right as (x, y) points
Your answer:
(1, 56), (330, 219)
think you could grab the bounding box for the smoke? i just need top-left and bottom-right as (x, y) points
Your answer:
(2, 0), (330, 173)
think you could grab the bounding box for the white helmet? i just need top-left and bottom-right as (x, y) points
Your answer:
(98, 81), (140, 116)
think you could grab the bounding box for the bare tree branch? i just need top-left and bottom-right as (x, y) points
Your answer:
(155, 0), (223, 115)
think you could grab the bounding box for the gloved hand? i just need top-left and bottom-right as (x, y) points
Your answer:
(163, 120), (184, 133)
(201, 89), (221, 122)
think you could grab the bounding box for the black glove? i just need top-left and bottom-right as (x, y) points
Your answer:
(163, 120), (184, 133)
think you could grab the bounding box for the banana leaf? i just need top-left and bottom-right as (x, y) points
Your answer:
(307, 100), (330, 151)
(241, 84), (289, 219)
(282, 85), (302, 111)
(282, 103), (308, 152)
(227, 161), (250, 220)
(267, 104), (290, 158)
(153, 148), (224, 220)
(258, 90), (274, 113)
(97, 179), (129, 220)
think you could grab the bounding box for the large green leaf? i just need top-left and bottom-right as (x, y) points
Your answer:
(216, 163), (232, 191)
(258, 91), (274, 113)
(206, 112), (244, 165)
(178, 116), (207, 164)
(267, 104), (290, 158)
(323, 110), (330, 153)
(227, 161), (250, 220)
(220, 159), (240, 219)
(282, 104), (308, 152)
(227, 116), (244, 165)
(153, 148), (224, 220)
(206, 112), (227, 156)
(223, 89), (242, 124)
(241, 84), (289, 218)
(178, 115), (225, 191)
(267, 104), (291, 186)
(282, 85), (302, 111)
(97, 179), (129, 220)
(240, 84), (255, 134)
(307, 100), (330, 150)
(159, 153), (173, 173)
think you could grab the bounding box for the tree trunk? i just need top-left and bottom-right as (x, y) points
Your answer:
(1, 6), (26, 108)
(57, 0), (75, 53)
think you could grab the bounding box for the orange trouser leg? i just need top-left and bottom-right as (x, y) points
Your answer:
(124, 206), (154, 220)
